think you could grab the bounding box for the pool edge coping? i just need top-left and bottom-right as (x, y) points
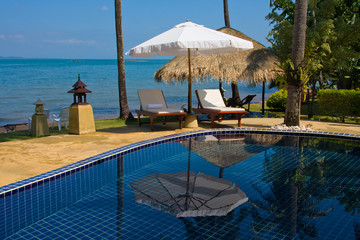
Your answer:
(1, 128), (359, 197)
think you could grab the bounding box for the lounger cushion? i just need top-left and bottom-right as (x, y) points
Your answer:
(145, 108), (184, 114)
(205, 107), (245, 112)
(196, 89), (226, 108)
(138, 89), (167, 110)
(146, 104), (163, 109)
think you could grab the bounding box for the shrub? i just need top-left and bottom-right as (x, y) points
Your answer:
(266, 90), (287, 111)
(317, 89), (360, 122)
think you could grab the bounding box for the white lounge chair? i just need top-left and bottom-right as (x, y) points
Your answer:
(135, 89), (187, 131)
(52, 107), (69, 130)
(193, 89), (247, 128)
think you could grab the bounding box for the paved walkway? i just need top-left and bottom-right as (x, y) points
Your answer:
(0, 118), (359, 187)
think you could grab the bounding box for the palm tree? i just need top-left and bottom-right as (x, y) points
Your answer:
(222, 0), (242, 107)
(114, 0), (133, 120)
(284, 0), (308, 126)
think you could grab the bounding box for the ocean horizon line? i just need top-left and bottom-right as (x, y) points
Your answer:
(0, 56), (172, 60)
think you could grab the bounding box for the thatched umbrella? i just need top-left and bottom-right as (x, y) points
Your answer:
(181, 135), (268, 178)
(155, 27), (281, 115)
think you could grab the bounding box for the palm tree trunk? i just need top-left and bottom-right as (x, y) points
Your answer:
(222, 0), (242, 106)
(115, 0), (133, 120)
(223, 0), (230, 27)
(284, 0), (308, 126)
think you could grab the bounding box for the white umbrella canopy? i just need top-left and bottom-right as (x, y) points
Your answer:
(126, 20), (253, 113)
(131, 171), (248, 218)
(127, 21), (253, 57)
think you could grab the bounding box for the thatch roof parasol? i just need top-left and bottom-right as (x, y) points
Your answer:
(154, 27), (280, 85)
(181, 135), (268, 169)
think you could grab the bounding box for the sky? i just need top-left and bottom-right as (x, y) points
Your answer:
(0, 0), (274, 59)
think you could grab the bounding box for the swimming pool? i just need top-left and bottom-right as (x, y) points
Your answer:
(1, 129), (360, 239)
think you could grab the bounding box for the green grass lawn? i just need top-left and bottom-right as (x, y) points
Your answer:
(1, 104), (358, 143)
(95, 118), (137, 129)
(0, 118), (138, 143)
(0, 127), (70, 142)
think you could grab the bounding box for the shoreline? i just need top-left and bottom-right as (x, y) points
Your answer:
(1, 98), (266, 126)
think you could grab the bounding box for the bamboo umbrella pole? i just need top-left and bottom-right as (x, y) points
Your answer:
(187, 48), (192, 114)
(262, 81), (265, 115)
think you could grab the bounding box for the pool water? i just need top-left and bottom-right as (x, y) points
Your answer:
(2, 132), (360, 239)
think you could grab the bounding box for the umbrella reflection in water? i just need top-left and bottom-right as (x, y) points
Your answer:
(188, 134), (269, 178)
(130, 139), (248, 218)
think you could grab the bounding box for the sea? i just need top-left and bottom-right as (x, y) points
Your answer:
(0, 59), (277, 126)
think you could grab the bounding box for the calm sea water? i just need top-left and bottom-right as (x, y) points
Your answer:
(0, 59), (276, 126)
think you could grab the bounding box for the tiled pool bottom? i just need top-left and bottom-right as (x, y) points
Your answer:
(1, 129), (360, 239)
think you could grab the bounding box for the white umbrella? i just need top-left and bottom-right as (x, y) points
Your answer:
(126, 20), (253, 114)
(131, 171), (248, 218)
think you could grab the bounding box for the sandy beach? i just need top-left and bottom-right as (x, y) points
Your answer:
(0, 117), (359, 187)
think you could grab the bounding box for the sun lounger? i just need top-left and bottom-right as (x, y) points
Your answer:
(227, 95), (256, 112)
(193, 89), (247, 128)
(135, 89), (187, 131)
(239, 94), (256, 112)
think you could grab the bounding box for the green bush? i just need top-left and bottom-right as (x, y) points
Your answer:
(266, 90), (287, 111)
(317, 89), (360, 122)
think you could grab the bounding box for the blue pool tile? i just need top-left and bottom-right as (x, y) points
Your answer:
(1, 129), (359, 239)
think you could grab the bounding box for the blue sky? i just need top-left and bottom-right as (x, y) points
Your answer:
(0, 0), (273, 59)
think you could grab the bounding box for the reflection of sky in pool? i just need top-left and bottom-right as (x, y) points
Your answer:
(2, 133), (360, 239)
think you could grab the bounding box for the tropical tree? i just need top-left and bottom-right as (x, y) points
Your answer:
(284, 0), (309, 126)
(114, 0), (133, 120)
(268, 0), (360, 121)
(222, 0), (243, 107)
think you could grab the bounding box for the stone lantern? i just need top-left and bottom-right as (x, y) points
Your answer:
(31, 98), (50, 137)
(67, 74), (95, 135)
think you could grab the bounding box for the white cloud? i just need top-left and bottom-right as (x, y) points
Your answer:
(45, 39), (96, 45)
(9, 34), (24, 39)
(101, 6), (109, 11)
(0, 34), (24, 40)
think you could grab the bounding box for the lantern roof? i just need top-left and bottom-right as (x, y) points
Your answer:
(72, 75), (87, 88)
(68, 74), (92, 94)
(33, 98), (46, 105)
(68, 88), (92, 93)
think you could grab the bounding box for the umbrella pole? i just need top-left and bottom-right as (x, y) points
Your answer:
(187, 48), (192, 114)
(262, 81), (265, 116)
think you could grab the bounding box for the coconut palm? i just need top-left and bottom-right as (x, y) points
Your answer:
(284, 0), (308, 126)
(114, 0), (133, 120)
(222, 0), (243, 107)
